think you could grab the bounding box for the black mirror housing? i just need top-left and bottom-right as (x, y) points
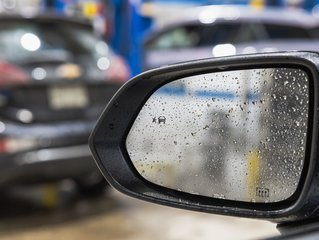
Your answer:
(90, 51), (319, 223)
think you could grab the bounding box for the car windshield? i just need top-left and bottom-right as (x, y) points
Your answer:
(0, 20), (109, 63)
(146, 22), (313, 50)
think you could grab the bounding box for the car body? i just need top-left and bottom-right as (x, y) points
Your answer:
(143, 5), (319, 70)
(0, 14), (130, 84)
(0, 14), (129, 189)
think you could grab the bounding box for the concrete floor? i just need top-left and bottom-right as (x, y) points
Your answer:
(0, 188), (279, 240)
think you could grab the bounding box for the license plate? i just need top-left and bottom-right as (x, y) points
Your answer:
(48, 85), (89, 109)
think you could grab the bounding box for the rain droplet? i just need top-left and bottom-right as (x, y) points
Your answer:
(203, 125), (209, 130)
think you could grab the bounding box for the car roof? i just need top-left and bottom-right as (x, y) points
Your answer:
(155, 5), (319, 29)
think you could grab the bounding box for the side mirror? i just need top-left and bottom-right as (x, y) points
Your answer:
(90, 52), (319, 224)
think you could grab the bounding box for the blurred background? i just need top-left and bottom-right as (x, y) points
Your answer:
(0, 0), (318, 239)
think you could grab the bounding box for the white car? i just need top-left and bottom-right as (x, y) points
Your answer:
(143, 5), (319, 70)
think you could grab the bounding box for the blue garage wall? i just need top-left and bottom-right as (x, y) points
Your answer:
(110, 0), (152, 76)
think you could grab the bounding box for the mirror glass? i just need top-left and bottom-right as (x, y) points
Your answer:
(126, 68), (309, 203)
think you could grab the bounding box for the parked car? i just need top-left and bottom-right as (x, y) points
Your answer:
(143, 5), (319, 70)
(90, 51), (319, 239)
(0, 14), (129, 193)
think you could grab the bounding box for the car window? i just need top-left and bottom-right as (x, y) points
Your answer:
(146, 27), (200, 50)
(260, 24), (312, 39)
(310, 26), (319, 38)
(146, 22), (313, 50)
(0, 21), (110, 63)
(146, 22), (256, 50)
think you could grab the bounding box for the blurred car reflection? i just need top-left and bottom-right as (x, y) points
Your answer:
(0, 14), (129, 193)
(143, 5), (319, 70)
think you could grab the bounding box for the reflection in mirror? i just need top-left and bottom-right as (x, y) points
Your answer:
(126, 68), (309, 203)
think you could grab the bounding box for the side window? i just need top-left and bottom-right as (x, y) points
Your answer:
(264, 24), (311, 39)
(146, 26), (200, 50)
(251, 23), (312, 40)
(200, 23), (258, 45)
(232, 23), (258, 43)
(310, 27), (319, 38)
(146, 22), (259, 51)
